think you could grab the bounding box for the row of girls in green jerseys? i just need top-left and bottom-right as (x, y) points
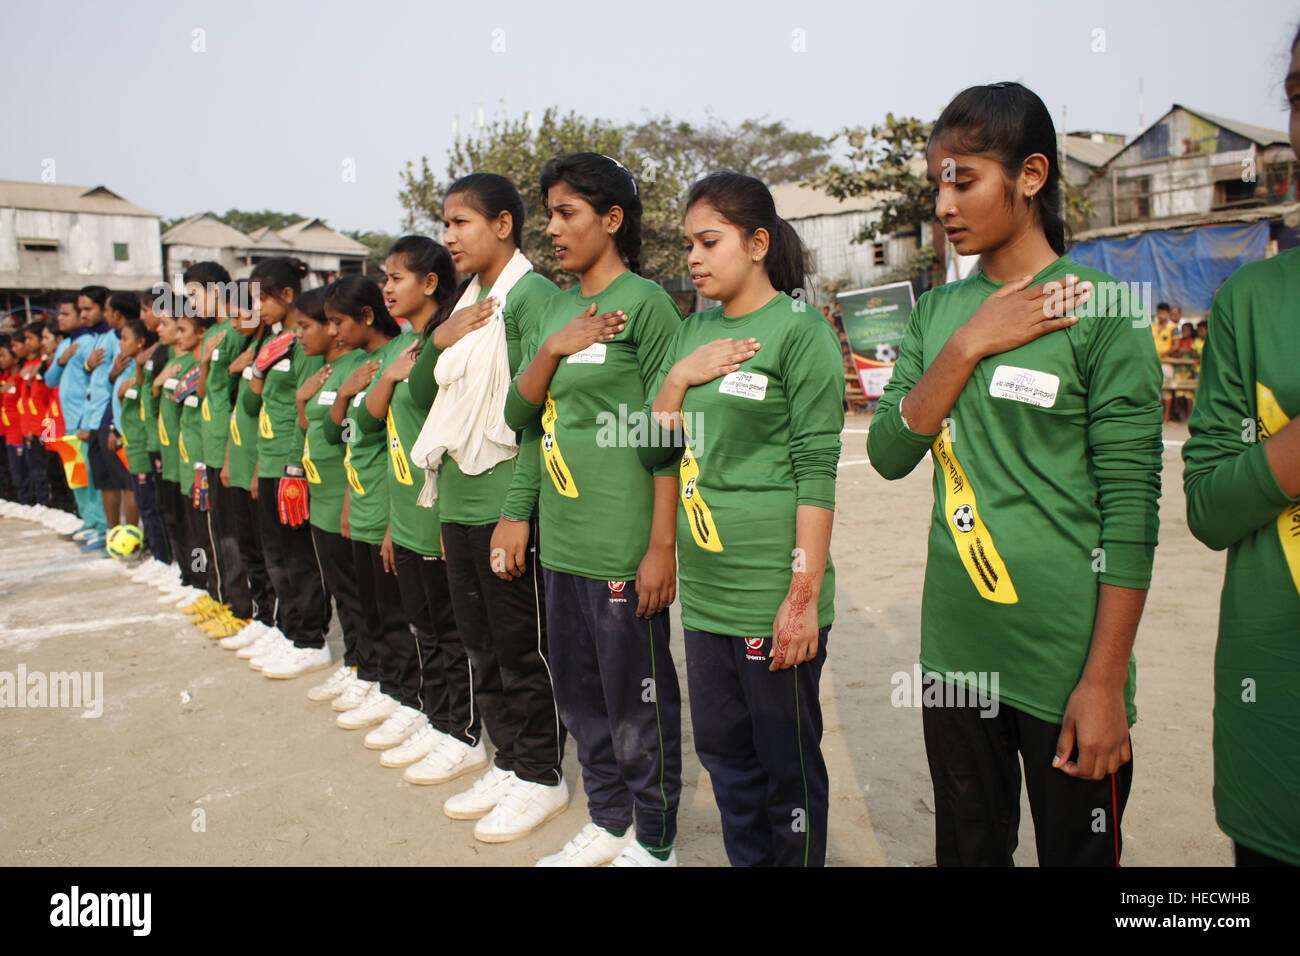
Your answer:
(1181, 27), (1300, 869)
(867, 82), (1164, 866)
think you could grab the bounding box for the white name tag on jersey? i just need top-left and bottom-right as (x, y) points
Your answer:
(988, 365), (1060, 408)
(163, 378), (179, 390)
(718, 370), (768, 401)
(184, 395), (199, 407)
(125, 388), (138, 399)
(242, 366), (254, 380)
(566, 342), (607, 365)
(318, 390), (337, 406)
(272, 358), (291, 372)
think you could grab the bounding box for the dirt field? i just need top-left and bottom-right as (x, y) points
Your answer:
(0, 416), (1231, 866)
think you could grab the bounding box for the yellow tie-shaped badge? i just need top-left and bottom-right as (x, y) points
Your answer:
(158, 415), (169, 447)
(678, 420), (722, 552)
(344, 442), (365, 495)
(932, 428), (1018, 603)
(1257, 383), (1300, 595)
(540, 393), (578, 498)
(386, 408), (413, 486)
(259, 406), (273, 440)
(201, 395), (211, 422)
(302, 433), (320, 484)
(229, 409), (241, 447)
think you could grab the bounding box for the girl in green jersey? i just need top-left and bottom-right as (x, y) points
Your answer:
(1182, 29), (1300, 867)
(644, 172), (844, 866)
(867, 82), (1162, 866)
(509, 153), (682, 866)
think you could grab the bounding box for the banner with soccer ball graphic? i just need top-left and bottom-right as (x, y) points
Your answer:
(835, 280), (915, 400)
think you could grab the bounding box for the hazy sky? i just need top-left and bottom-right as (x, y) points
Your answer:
(3, 0), (1295, 234)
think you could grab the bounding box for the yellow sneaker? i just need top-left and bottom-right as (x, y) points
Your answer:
(203, 615), (247, 639)
(180, 594), (214, 615)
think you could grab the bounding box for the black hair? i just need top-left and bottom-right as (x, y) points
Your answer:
(1156, 302), (1171, 312)
(0, 334), (12, 352)
(930, 82), (1068, 256)
(249, 256), (309, 302)
(58, 292), (80, 308)
(107, 290), (140, 320)
(176, 312), (212, 334)
(21, 322), (44, 340)
(539, 153), (643, 274)
(294, 286), (328, 325)
(78, 285), (110, 308)
(122, 316), (157, 349)
(446, 173), (526, 249)
(41, 319), (60, 339)
(386, 235), (459, 333)
(685, 171), (811, 297)
(322, 275), (401, 337)
(182, 261), (232, 287)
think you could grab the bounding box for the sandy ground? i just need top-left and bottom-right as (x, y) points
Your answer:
(0, 416), (1231, 867)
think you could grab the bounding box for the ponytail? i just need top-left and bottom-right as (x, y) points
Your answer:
(249, 256), (310, 302)
(685, 171), (811, 296)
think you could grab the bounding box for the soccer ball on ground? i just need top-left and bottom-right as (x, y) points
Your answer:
(106, 524), (145, 558)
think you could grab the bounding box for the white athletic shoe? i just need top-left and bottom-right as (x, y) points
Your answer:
(536, 822), (633, 867)
(219, 620), (269, 651)
(443, 764), (518, 821)
(364, 706), (426, 750)
(404, 734), (489, 786)
(249, 634), (295, 671)
(262, 644), (333, 680)
(331, 678), (373, 713)
(236, 627), (283, 660)
(380, 722), (447, 768)
(610, 842), (678, 867)
(307, 665), (355, 702)
(473, 775), (569, 843)
(335, 686), (398, 730)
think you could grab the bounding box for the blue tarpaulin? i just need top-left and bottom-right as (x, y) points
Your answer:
(1069, 221), (1269, 315)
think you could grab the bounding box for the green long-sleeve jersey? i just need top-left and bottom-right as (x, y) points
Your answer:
(1182, 246), (1300, 866)
(406, 272), (556, 525)
(303, 349), (362, 536)
(867, 255), (1162, 726)
(641, 292), (844, 636)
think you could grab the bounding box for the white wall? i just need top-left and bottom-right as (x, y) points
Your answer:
(0, 209), (161, 290)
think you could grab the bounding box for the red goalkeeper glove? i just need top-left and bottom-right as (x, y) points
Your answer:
(253, 330), (296, 380)
(192, 463), (210, 512)
(278, 465), (309, 527)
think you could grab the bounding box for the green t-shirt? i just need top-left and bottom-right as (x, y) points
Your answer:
(226, 329), (268, 492)
(178, 364), (204, 496)
(1182, 246), (1300, 866)
(157, 352), (194, 483)
(118, 362), (151, 474)
(354, 335), (442, 556)
(867, 254), (1162, 726)
(339, 335), (407, 545)
(200, 319), (242, 467)
(143, 349), (165, 455)
(407, 271), (557, 525)
(303, 348), (362, 536)
(251, 340), (322, 477)
(506, 270), (681, 580)
(641, 292), (843, 636)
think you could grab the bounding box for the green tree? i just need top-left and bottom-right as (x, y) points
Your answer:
(628, 112), (830, 184)
(399, 108), (692, 285)
(810, 115), (935, 244)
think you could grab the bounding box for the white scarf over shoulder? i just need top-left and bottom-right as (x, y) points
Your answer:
(410, 248), (533, 506)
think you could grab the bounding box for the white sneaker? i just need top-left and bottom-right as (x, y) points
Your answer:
(380, 723), (448, 769)
(443, 764), (518, 821)
(248, 634), (294, 670)
(263, 644), (332, 680)
(611, 842), (678, 867)
(473, 775), (569, 844)
(331, 678), (373, 713)
(536, 822), (633, 867)
(364, 705), (426, 750)
(307, 665), (355, 702)
(235, 626), (281, 658)
(220, 620), (269, 651)
(404, 735), (489, 785)
(335, 686), (398, 730)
